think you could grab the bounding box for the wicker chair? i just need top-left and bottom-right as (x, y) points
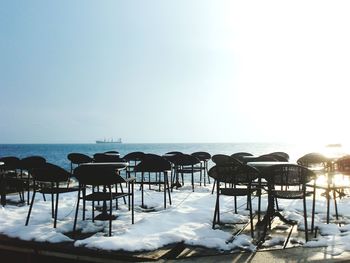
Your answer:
(0, 156), (25, 204)
(297, 153), (336, 228)
(134, 154), (172, 209)
(191, 152), (212, 186)
(20, 156), (46, 205)
(209, 163), (260, 237)
(231, 152), (254, 162)
(73, 163), (134, 236)
(25, 163), (78, 228)
(211, 154), (242, 194)
(93, 153), (124, 163)
(264, 164), (315, 242)
(170, 153), (202, 192)
(269, 152), (290, 161)
(67, 153), (93, 173)
(123, 151), (145, 183)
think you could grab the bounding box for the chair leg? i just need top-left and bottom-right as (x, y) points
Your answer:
(166, 173), (172, 205)
(51, 188), (55, 218)
(164, 177), (167, 209)
(326, 189), (330, 224)
(54, 192), (59, 228)
(203, 163), (206, 186)
(303, 195), (308, 242)
(333, 189), (339, 220)
(148, 172), (151, 190)
(128, 181), (131, 211)
(311, 184), (316, 233)
(109, 190), (113, 237)
(257, 188), (262, 222)
(234, 195), (237, 214)
(206, 162), (211, 184)
(212, 195), (219, 228)
(211, 180), (216, 194)
(191, 172), (194, 192)
(82, 187), (86, 220)
(73, 188), (81, 232)
(131, 182), (134, 224)
(25, 190), (36, 226)
(248, 193), (254, 238)
(141, 172), (145, 208)
(212, 181), (220, 228)
(275, 198), (280, 211)
(92, 200), (95, 222)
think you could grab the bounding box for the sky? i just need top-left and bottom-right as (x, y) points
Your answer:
(1, 0), (350, 144)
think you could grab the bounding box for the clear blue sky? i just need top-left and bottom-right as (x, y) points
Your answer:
(1, 1), (350, 144)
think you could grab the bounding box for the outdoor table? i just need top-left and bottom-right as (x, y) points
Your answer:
(247, 161), (296, 246)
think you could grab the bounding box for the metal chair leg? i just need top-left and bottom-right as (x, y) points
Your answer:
(25, 190), (36, 226)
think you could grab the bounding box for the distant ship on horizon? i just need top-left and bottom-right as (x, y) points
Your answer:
(95, 138), (122, 144)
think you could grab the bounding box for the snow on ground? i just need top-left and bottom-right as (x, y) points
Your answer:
(1, 184), (350, 255)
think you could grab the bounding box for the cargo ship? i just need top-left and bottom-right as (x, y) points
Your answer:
(95, 138), (122, 144)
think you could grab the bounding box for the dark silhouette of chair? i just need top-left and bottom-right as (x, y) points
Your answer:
(213, 154), (242, 165)
(165, 151), (183, 155)
(163, 152), (182, 188)
(123, 152), (145, 179)
(123, 152), (145, 168)
(104, 151), (120, 155)
(67, 153), (93, 173)
(269, 152), (290, 161)
(297, 153), (328, 172)
(25, 163), (78, 228)
(0, 156), (25, 204)
(191, 152), (212, 186)
(134, 154), (172, 209)
(73, 163), (134, 236)
(231, 152), (254, 162)
(20, 156), (47, 205)
(263, 164), (315, 242)
(241, 154), (280, 164)
(337, 155), (350, 175)
(93, 153), (127, 205)
(211, 154), (242, 194)
(93, 153), (124, 163)
(209, 163), (260, 237)
(170, 154), (202, 192)
(297, 152), (335, 228)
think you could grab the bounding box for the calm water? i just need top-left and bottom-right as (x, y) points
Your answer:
(0, 143), (347, 171)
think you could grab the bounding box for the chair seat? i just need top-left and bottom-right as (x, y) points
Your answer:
(84, 192), (129, 201)
(40, 187), (79, 194)
(176, 167), (202, 174)
(273, 190), (305, 199)
(5, 177), (26, 185)
(221, 187), (257, 196)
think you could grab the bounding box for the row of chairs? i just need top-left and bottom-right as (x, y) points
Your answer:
(0, 156), (47, 205)
(68, 151), (213, 192)
(0, 154), (134, 236)
(209, 152), (350, 243)
(208, 158), (314, 242)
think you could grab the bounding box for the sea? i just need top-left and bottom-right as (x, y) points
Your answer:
(1, 142), (347, 171)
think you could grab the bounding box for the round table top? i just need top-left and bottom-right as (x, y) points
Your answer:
(81, 162), (129, 169)
(247, 161), (291, 168)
